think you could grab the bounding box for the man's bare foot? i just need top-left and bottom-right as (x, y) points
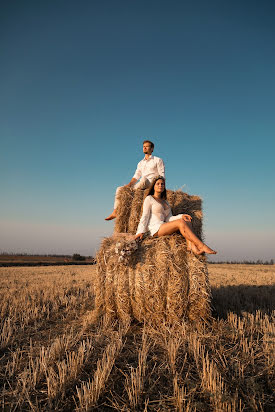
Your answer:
(105, 210), (117, 221)
(197, 244), (217, 255)
(186, 240), (192, 252)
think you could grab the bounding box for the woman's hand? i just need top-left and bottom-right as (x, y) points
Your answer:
(182, 214), (192, 222)
(135, 233), (144, 241)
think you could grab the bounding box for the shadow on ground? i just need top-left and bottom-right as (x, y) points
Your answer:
(211, 284), (275, 318)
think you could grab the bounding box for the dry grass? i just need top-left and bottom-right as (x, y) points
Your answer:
(0, 264), (274, 411)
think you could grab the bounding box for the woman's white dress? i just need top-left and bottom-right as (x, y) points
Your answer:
(136, 195), (183, 236)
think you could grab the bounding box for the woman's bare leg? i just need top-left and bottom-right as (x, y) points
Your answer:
(157, 220), (217, 255)
(186, 238), (200, 253)
(185, 221), (200, 254)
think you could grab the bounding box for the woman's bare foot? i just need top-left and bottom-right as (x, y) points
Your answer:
(105, 209), (117, 221)
(191, 242), (200, 254)
(186, 240), (192, 252)
(186, 240), (201, 254)
(197, 244), (217, 255)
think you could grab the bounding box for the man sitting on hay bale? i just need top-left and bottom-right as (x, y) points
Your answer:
(135, 176), (217, 256)
(105, 139), (165, 221)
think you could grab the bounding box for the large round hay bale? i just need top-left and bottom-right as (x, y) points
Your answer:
(94, 234), (211, 324)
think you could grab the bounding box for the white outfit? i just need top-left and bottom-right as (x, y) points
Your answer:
(114, 155), (165, 209)
(133, 155), (165, 182)
(136, 195), (183, 236)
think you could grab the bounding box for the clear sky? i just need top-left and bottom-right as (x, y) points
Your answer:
(1, 0), (275, 261)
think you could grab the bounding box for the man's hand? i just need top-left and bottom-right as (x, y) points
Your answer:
(124, 177), (138, 188)
(182, 214), (192, 222)
(135, 233), (144, 241)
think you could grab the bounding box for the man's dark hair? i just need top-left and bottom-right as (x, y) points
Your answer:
(143, 140), (154, 149)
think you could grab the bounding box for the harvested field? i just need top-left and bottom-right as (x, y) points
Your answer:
(0, 264), (274, 411)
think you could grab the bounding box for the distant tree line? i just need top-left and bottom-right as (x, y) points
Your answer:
(208, 259), (274, 265)
(1, 252), (273, 266)
(72, 254), (86, 261)
(0, 252), (94, 259)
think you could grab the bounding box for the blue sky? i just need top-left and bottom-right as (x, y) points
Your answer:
(1, 0), (274, 261)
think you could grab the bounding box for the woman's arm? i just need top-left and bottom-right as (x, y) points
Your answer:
(135, 196), (152, 239)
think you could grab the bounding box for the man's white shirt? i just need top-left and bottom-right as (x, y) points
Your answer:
(133, 155), (165, 182)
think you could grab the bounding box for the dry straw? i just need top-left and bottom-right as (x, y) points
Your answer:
(94, 187), (211, 324)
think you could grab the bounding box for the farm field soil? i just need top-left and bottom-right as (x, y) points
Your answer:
(0, 264), (274, 411)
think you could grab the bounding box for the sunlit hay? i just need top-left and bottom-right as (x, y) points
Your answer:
(187, 253), (212, 322)
(128, 237), (169, 323)
(93, 237), (116, 322)
(166, 189), (177, 210)
(172, 191), (203, 238)
(114, 186), (203, 237)
(114, 259), (132, 324)
(127, 189), (146, 234)
(165, 235), (190, 321)
(90, 238), (113, 324)
(94, 235), (134, 324)
(95, 234), (211, 324)
(114, 187), (135, 233)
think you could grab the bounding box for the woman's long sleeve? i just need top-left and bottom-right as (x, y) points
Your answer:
(136, 196), (152, 234)
(168, 214), (183, 221)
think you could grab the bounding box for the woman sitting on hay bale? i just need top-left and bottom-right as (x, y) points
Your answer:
(135, 176), (217, 255)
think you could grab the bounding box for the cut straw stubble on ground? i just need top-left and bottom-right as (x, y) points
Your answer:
(0, 265), (274, 410)
(123, 328), (150, 410)
(75, 321), (130, 410)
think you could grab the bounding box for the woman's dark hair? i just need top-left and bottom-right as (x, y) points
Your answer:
(146, 176), (167, 199)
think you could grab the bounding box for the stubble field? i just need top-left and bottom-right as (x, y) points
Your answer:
(0, 264), (274, 411)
